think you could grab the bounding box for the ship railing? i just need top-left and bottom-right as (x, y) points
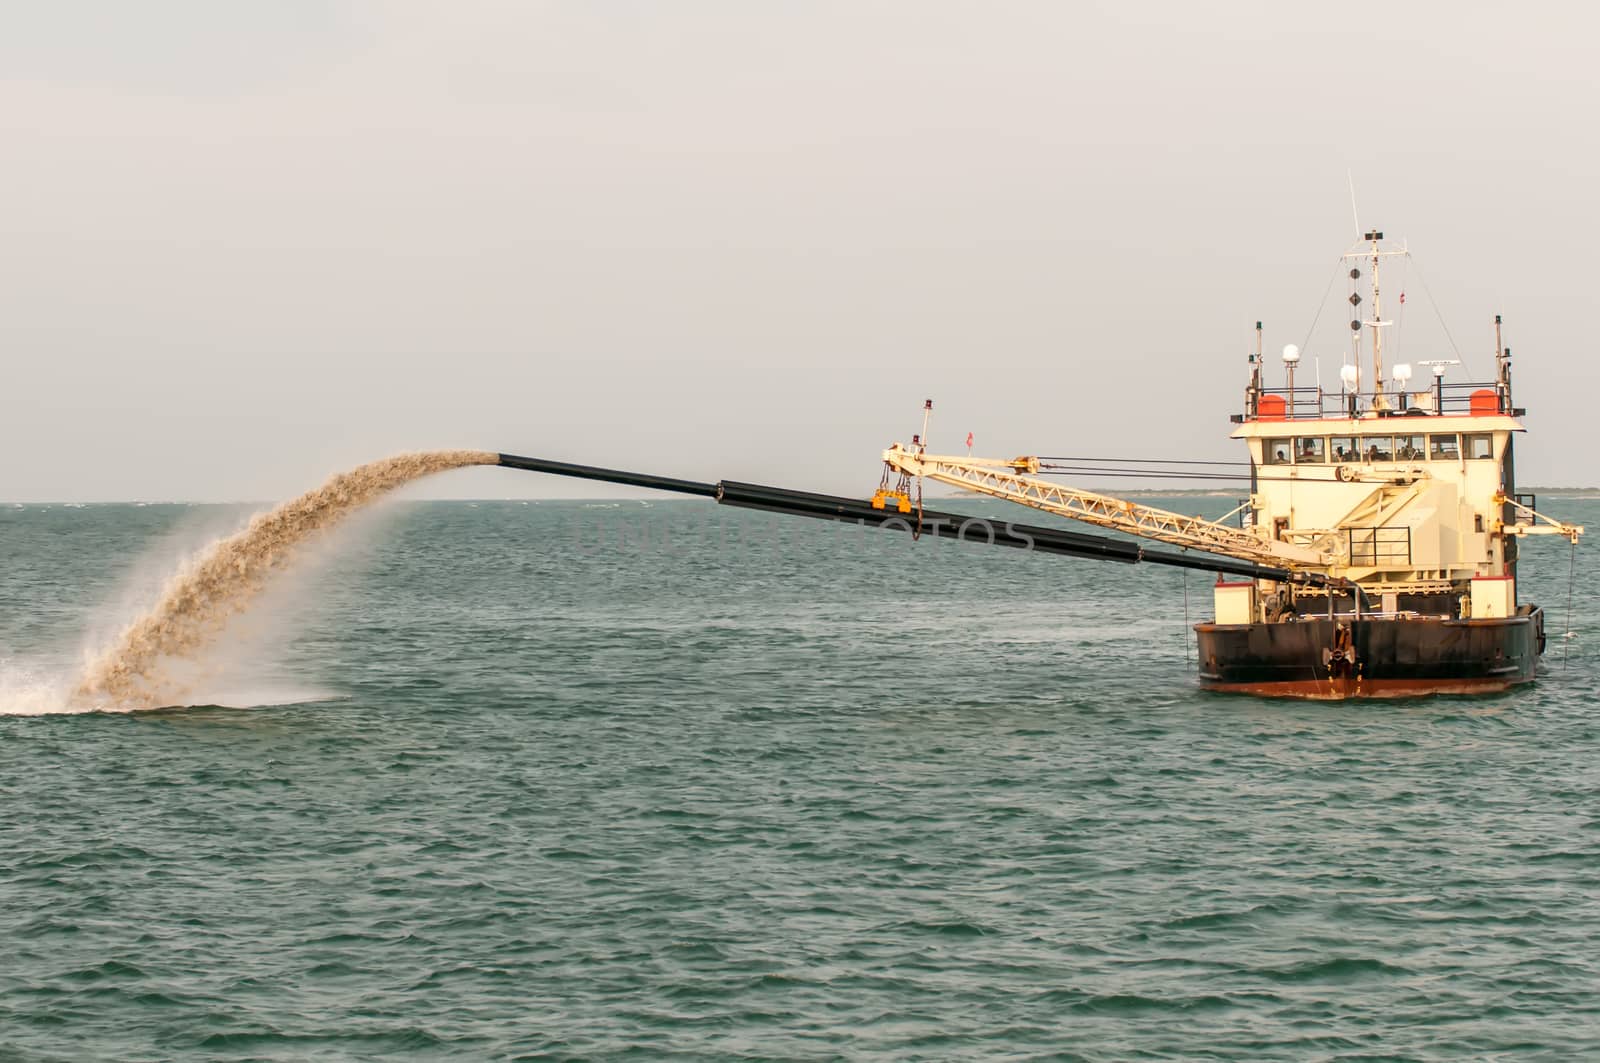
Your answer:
(1236, 382), (1523, 422)
(1347, 526), (1412, 567)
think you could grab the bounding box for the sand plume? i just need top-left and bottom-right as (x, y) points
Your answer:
(74, 450), (499, 709)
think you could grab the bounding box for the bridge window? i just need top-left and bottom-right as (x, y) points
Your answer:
(1330, 436), (1358, 463)
(1295, 437), (1326, 463)
(1430, 434), (1460, 460)
(1363, 437), (1394, 462)
(1395, 434), (1426, 461)
(1465, 433), (1495, 460)
(1265, 438), (1293, 465)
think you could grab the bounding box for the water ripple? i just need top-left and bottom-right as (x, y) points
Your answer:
(2, 500), (1598, 1059)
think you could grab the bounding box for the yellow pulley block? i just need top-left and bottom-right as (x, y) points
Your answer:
(870, 490), (914, 514)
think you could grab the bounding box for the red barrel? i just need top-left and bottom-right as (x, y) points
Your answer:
(1469, 388), (1501, 416)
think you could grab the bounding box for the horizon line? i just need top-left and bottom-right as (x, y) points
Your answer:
(7, 486), (1600, 506)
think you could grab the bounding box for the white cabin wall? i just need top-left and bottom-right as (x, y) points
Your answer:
(1410, 481), (1459, 570)
(1235, 418), (1519, 579)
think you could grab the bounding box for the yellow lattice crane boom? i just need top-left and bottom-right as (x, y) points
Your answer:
(879, 443), (1333, 570)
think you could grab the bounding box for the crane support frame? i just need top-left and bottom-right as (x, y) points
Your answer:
(1497, 493), (1584, 542)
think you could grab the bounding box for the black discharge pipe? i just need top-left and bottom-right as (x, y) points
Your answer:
(496, 453), (717, 498)
(496, 453), (1334, 589)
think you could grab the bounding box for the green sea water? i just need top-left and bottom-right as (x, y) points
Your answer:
(2, 497), (1598, 1060)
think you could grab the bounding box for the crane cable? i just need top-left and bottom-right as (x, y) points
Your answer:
(1038, 455), (1249, 466)
(913, 474), (924, 541)
(1036, 465), (1348, 485)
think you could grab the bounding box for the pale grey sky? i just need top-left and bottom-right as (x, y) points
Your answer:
(3, 0), (1596, 501)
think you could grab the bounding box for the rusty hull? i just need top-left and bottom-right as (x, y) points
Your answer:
(1194, 610), (1544, 700)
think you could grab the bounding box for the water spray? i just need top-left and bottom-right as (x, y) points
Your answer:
(73, 450), (498, 710)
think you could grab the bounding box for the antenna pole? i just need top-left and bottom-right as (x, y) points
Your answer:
(1370, 231), (1383, 396)
(1247, 322), (1263, 418)
(1495, 315), (1511, 412)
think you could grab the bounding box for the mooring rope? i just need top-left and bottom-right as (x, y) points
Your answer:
(1564, 538), (1576, 673)
(1182, 569), (1191, 669)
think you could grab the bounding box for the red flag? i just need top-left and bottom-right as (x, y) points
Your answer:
(966, 431), (974, 448)
(1399, 292), (1406, 305)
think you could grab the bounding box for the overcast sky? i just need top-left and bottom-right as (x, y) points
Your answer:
(3, 0), (1596, 502)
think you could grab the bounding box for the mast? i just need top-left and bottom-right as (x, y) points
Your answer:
(1368, 229), (1384, 396)
(1495, 313), (1512, 412)
(1341, 230), (1405, 411)
(1246, 321), (1263, 418)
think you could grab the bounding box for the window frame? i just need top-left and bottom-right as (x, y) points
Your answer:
(1363, 436), (1394, 463)
(1294, 437), (1326, 463)
(1429, 433), (1461, 461)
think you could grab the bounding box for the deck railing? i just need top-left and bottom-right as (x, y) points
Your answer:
(1348, 526), (1412, 567)
(1236, 382), (1522, 423)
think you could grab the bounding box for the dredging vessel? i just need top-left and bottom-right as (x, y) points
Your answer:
(872, 230), (1583, 698)
(497, 229), (1581, 699)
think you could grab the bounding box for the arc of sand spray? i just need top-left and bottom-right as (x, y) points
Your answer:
(74, 450), (500, 710)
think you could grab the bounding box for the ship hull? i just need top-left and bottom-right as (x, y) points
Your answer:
(1193, 609), (1544, 700)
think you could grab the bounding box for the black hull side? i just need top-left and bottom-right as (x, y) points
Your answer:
(1194, 609), (1543, 699)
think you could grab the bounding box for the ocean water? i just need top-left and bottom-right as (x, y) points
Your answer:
(2, 497), (1598, 1060)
